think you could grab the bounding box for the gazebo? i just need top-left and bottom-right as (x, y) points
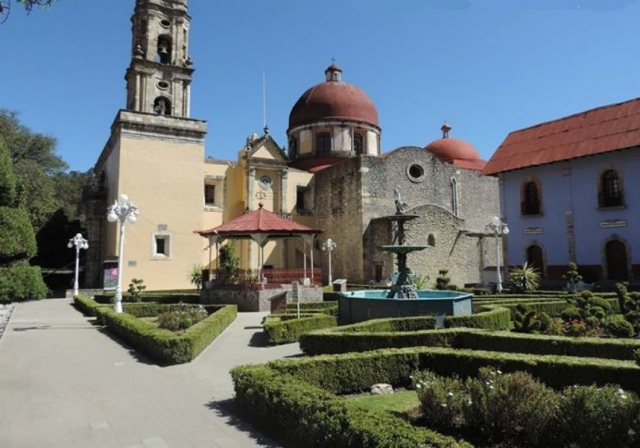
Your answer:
(194, 203), (324, 288)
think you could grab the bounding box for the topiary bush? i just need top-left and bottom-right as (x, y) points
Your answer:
(0, 263), (49, 303)
(0, 206), (37, 263)
(0, 136), (46, 302)
(605, 315), (635, 338)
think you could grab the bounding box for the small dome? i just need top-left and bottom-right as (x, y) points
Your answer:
(424, 123), (485, 170)
(288, 64), (379, 129)
(425, 137), (481, 161)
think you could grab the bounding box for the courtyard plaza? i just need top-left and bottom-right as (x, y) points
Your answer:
(0, 298), (300, 448)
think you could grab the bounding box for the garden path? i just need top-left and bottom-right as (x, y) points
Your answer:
(0, 298), (300, 448)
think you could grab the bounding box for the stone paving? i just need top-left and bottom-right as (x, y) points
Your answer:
(0, 299), (301, 448)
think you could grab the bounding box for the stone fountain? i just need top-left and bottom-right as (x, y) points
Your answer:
(337, 187), (473, 324)
(378, 188), (429, 299)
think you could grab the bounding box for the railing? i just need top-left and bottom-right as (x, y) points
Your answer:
(208, 268), (322, 289)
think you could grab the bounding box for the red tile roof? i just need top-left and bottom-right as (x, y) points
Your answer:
(195, 204), (322, 237)
(483, 97), (640, 176)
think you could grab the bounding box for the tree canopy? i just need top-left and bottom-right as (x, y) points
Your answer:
(1, 0), (58, 25)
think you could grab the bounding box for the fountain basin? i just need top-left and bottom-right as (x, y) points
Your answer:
(338, 289), (473, 324)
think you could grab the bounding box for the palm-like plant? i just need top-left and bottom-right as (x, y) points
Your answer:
(508, 262), (541, 293)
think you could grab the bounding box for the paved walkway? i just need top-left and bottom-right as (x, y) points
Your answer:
(0, 299), (301, 448)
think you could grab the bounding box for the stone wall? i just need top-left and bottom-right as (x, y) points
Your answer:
(311, 147), (500, 286)
(201, 286), (323, 312)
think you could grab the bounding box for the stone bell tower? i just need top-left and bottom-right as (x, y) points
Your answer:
(125, 0), (194, 118)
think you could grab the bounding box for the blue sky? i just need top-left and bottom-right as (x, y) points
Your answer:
(1, 0), (639, 172)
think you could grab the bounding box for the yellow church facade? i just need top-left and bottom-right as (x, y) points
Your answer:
(83, 0), (502, 292)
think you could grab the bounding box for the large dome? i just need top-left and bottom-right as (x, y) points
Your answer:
(424, 123), (485, 170)
(288, 64), (379, 129)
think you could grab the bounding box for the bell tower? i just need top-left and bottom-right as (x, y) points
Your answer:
(125, 0), (194, 118)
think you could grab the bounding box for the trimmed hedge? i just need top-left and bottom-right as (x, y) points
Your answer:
(94, 304), (237, 365)
(265, 346), (640, 394)
(286, 300), (339, 316)
(73, 295), (107, 316)
(299, 306), (510, 355)
(457, 330), (640, 361)
(231, 364), (471, 448)
(263, 313), (337, 345)
(0, 264), (48, 303)
(300, 327), (464, 355)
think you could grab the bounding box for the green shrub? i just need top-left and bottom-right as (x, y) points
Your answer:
(561, 305), (581, 321)
(0, 136), (17, 207)
(435, 269), (451, 290)
(92, 293), (200, 305)
(156, 304), (209, 332)
(263, 313), (337, 345)
(73, 295), (107, 316)
(231, 364), (471, 448)
(412, 370), (468, 432)
(0, 264), (48, 303)
(300, 307), (510, 356)
(604, 315), (635, 338)
(286, 301), (338, 316)
(554, 384), (640, 447)
(125, 278), (146, 302)
(0, 207), (37, 262)
(563, 262), (583, 293)
(415, 368), (640, 448)
(508, 262), (541, 293)
(94, 304), (236, 365)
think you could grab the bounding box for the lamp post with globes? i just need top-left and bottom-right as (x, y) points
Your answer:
(67, 233), (88, 300)
(106, 194), (139, 313)
(486, 216), (509, 293)
(322, 238), (337, 285)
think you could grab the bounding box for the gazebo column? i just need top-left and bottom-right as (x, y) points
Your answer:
(303, 234), (315, 286)
(251, 233), (268, 285)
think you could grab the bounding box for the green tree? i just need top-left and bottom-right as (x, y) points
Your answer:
(0, 110), (67, 230)
(0, 136), (48, 302)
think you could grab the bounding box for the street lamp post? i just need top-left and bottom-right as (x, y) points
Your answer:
(106, 194), (139, 313)
(67, 233), (88, 301)
(322, 238), (337, 285)
(486, 216), (509, 293)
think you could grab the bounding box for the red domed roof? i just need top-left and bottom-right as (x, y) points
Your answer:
(425, 127), (486, 170)
(288, 64), (379, 129)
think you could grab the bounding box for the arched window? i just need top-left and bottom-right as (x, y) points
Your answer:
(156, 35), (172, 64)
(605, 240), (628, 281)
(316, 132), (332, 156)
(153, 97), (171, 116)
(526, 244), (544, 278)
(451, 178), (458, 216)
(427, 234), (436, 247)
(354, 133), (364, 154)
(599, 169), (623, 207)
(521, 179), (541, 215)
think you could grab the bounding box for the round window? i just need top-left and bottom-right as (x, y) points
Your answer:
(407, 163), (425, 182)
(160, 19), (171, 28)
(259, 175), (273, 190)
(157, 81), (170, 90)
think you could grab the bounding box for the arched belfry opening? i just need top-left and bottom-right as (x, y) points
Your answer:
(153, 96), (172, 116)
(156, 35), (172, 64)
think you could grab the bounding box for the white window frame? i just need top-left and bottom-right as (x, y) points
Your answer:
(152, 232), (172, 260)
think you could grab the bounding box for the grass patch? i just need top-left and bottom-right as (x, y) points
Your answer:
(348, 390), (419, 417)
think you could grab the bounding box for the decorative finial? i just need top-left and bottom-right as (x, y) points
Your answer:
(441, 121), (452, 139)
(331, 57), (336, 65)
(258, 202), (264, 209)
(263, 124), (269, 135)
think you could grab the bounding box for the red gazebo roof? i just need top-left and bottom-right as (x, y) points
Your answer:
(195, 203), (323, 238)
